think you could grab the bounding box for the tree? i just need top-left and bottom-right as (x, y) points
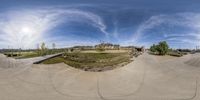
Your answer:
(52, 43), (56, 54)
(150, 41), (169, 55)
(150, 44), (157, 52)
(37, 44), (40, 56)
(41, 42), (47, 56)
(52, 43), (56, 49)
(157, 41), (169, 55)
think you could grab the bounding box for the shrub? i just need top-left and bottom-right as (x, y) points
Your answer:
(157, 41), (169, 55)
(150, 44), (157, 52)
(150, 41), (169, 55)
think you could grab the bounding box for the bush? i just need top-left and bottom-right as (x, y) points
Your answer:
(150, 41), (169, 55)
(150, 44), (157, 52)
(157, 41), (169, 55)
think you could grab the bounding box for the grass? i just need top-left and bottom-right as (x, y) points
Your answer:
(149, 50), (186, 57)
(4, 52), (37, 58)
(4, 49), (65, 59)
(18, 52), (40, 59)
(42, 52), (132, 71)
(42, 57), (65, 64)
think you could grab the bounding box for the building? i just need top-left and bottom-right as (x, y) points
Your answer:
(95, 43), (120, 50)
(73, 46), (94, 50)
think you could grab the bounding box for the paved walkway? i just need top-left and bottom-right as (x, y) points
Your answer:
(0, 53), (200, 100)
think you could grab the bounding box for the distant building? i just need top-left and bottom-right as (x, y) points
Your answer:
(72, 46), (94, 50)
(121, 46), (145, 52)
(95, 43), (120, 50)
(133, 46), (145, 52)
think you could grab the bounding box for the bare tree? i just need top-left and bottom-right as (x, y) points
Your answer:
(52, 43), (56, 54)
(41, 42), (46, 56)
(37, 44), (40, 56)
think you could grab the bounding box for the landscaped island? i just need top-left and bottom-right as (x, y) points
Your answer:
(42, 52), (133, 72)
(36, 43), (145, 72)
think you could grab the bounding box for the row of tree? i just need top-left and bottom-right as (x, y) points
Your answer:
(150, 41), (169, 55)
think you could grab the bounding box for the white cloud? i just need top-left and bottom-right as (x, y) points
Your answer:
(0, 7), (108, 49)
(127, 13), (200, 48)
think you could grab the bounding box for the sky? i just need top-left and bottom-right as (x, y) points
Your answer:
(0, 0), (200, 49)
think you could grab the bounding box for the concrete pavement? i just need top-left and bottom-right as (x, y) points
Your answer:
(0, 53), (200, 100)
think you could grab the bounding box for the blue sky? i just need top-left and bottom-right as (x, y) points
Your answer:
(0, 0), (200, 49)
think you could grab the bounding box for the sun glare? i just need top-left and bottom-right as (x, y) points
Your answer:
(21, 27), (33, 34)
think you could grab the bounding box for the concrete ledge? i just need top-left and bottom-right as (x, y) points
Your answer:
(33, 53), (64, 64)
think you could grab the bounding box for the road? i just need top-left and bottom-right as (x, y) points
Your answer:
(0, 53), (200, 100)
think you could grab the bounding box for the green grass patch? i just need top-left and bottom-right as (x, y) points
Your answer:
(42, 57), (65, 64)
(4, 50), (65, 59)
(18, 52), (40, 59)
(4, 52), (38, 58)
(42, 52), (132, 71)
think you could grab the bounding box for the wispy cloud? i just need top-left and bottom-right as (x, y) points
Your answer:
(1, 6), (200, 49)
(126, 13), (200, 48)
(0, 7), (108, 49)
